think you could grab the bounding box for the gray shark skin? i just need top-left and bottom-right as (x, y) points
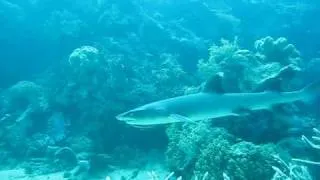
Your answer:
(116, 81), (320, 127)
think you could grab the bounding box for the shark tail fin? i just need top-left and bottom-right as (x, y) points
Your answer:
(302, 81), (320, 96)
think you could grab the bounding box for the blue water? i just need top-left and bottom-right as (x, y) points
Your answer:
(0, 0), (320, 179)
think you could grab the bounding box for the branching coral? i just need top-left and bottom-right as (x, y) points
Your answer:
(269, 128), (320, 179)
(292, 128), (320, 166)
(198, 38), (256, 80)
(271, 155), (312, 180)
(197, 38), (262, 92)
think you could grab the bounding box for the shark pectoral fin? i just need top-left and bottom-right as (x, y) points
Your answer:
(169, 114), (195, 123)
(229, 113), (240, 117)
(129, 124), (157, 129)
(232, 107), (253, 116)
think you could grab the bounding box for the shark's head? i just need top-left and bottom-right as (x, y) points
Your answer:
(116, 106), (170, 126)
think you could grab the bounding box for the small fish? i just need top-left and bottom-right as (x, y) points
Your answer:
(116, 81), (320, 127)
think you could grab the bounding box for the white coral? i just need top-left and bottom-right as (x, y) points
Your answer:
(68, 46), (100, 70)
(254, 36), (301, 65)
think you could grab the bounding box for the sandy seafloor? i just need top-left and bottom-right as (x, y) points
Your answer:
(0, 161), (170, 180)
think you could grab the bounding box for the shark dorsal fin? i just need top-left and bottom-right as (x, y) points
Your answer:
(203, 72), (225, 94)
(254, 76), (283, 93)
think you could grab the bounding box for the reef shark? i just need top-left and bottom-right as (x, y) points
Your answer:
(116, 77), (320, 127)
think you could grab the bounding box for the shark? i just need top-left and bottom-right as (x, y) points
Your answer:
(116, 78), (320, 127)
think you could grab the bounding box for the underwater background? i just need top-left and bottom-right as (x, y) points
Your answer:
(0, 0), (320, 179)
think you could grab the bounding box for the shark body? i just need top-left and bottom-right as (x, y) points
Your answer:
(116, 81), (320, 127)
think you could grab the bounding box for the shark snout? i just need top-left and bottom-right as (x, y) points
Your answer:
(115, 113), (127, 121)
(116, 111), (136, 122)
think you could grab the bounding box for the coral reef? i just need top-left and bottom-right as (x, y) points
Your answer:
(254, 36), (301, 66)
(193, 36), (317, 143)
(197, 37), (303, 93)
(68, 46), (100, 74)
(0, 81), (50, 160)
(166, 123), (279, 180)
(1, 0), (319, 178)
(165, 36), (319, 180)
(3, 81), (48, 112)
(271, 155), (312, 180)
(0, 42), (191, 177)
(0, 34), (318, 179)
(223, 142), (277, 180)
(292, 128), (320, 166)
